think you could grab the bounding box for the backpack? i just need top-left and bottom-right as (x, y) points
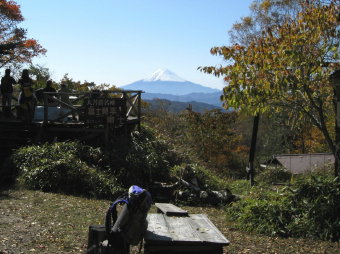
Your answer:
(105, 186), (152, 248)
(22, 83), (33, 98)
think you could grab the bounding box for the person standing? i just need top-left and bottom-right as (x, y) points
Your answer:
(0, 69), (16, 117)
(18, 69), (35, 123)
(43, 80), (57, 93)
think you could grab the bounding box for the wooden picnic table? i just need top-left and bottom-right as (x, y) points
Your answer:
(87, 203), (229, 254)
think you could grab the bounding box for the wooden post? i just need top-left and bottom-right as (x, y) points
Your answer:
(331, 69), (340, 177)
(43, 93), (48, 124)
(138, 91), (141, 132)
(105, 123), (110, 153)
(248, 114), (260, 186)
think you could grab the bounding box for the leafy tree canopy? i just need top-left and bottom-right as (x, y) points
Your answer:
(60, 73), (119, 92)
(200, 0), (339, 157)
(28, 64), (51, 89)
(0, 0), (46, 67)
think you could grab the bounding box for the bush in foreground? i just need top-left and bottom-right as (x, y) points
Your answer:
(120, 126), (183, 186)
(12, 142), (123, 198)
(11, 127), (183, 198)
(171, 163), (228, 190)
(227, 176), (340, 241)
(256, 166), (292, 184)
(11, 126), (228, 205)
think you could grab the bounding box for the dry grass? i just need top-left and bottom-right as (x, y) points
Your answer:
(0, 189), (339, 254)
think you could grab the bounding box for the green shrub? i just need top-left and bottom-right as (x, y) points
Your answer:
(121, 125), (233, 193)
(228, 196), (292, 236)
(10, 126), (236, 206)
(12, 127), (186, 197)
(171, 163), (228, 190)
(227, 179), (252, 196)
(226, 176), (340, 241)
(12, 141), (123, 198)
(12, 141), (104, 170)
(287, 176), (340, 241)
(257, 166), (292, 184)
(119, 126), (184, 186)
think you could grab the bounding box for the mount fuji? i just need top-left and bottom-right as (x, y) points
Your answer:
(121, 69), (221, 96)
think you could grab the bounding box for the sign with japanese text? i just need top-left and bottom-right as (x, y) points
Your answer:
(84, 97), (127, 125)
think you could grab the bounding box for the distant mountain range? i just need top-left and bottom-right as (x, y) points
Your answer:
(120, 69), (223, 108)
(142, 92), (223, 107)
(144, 99), (224, 114)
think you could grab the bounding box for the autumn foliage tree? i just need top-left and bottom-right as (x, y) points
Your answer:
(0, 0), (46, 67)
(144, 106), (249, 178)
(200, 0), (339, 175)
(182, 109), (248, 177)
(228, 0), (303, 46)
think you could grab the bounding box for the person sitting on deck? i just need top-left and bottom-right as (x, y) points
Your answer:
(0, 69), (16, 118)
(58, 82), (71, 105)
(42, 80), (57, 105)
(18, 69), (36, 123)
(58, 83), (76, 121)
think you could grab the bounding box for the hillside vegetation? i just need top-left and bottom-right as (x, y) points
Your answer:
(0, 106), (338, 254)
(2, 111), (339, 246)
(6, 124), (230, 204)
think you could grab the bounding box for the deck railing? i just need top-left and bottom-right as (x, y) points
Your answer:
(0, 90), (143, 128)
(40, 90), (143, 125)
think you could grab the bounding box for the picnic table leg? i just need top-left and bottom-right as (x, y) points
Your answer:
(107, 232), (129, 254)
(87, 225), (106, 253)
(87, 226), (130, 254)
(116, 242), (129, 254)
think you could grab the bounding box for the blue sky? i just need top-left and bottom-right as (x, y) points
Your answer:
(15, 0), (254, 89)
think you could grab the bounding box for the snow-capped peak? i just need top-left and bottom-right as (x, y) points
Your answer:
(144, 69), (186, 82)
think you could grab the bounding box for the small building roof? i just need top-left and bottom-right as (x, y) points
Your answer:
(270, 153), (334, 174)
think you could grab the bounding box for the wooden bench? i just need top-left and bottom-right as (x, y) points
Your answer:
(144, 213), (229, 254)
(155, 202), (189, 216)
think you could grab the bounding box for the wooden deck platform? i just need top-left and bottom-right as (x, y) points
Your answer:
(0, 90), (143, 150)
(144, 213), (229, 254)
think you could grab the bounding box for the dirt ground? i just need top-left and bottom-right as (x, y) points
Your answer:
(0, 189), (339, 254)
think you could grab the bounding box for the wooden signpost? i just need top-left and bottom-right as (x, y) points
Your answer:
(85, 97), (127, 125)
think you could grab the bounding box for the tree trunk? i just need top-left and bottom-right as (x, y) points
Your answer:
(331, 70), (340, 177)
(334, 85), (340, 177)
(248, 114), (260, 186)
